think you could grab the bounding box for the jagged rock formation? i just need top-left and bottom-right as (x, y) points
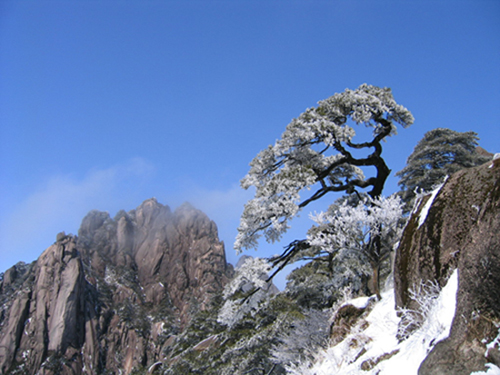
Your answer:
(0, 198), (232, 375)
(395, 158), (500, 374)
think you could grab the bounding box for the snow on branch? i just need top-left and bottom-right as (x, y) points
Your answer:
(235, 84), (413, 253)
(307, 195), (403, 258)
(217, 257), (272, 327)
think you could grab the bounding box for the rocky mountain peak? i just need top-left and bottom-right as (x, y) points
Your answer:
(0, 199), (232, 375)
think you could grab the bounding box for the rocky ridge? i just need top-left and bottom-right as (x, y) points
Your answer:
(0, 198), (232, 375)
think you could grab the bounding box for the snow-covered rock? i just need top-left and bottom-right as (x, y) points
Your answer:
(290, 270), (459, 375)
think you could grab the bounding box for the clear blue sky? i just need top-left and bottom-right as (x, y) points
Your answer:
(1, 1), (499, 288)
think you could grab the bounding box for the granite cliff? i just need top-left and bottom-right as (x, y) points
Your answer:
(0, 199), (232, 375)
(395, 157), (500, 374)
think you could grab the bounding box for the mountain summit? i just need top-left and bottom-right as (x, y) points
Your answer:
(0, 199), (232, 375)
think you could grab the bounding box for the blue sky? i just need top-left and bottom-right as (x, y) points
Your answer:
(1, 1), (499, 288)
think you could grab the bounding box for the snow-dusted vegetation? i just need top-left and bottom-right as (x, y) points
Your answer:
(289, 270), (459, 375)
(217, 257), (272, 327)
(235, 84), (414, 254)
(192, 85), (499, 375)
(396, 128), (490, 211)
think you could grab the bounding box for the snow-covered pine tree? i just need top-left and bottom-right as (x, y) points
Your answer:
(235, 84), (413, 299)
(396, 128), (490, 210)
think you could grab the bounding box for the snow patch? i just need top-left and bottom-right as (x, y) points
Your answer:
(486, 329), (500, 352)
(489, 153), (500, 168)
(418, 178), (447, 228)
(295, 270), (459, 375)
(471, 364), (500, 375)
(471, 328), (500, 375)
(343, 295), (372, 309)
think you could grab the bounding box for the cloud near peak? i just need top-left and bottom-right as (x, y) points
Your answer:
(0, 158), (156, 272)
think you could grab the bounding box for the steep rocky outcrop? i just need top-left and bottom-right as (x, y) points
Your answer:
(0, 199), (232, 375)
(78, 199), (230, 324)
(0, 236), (90, 374)
(395, 158), (500, 374)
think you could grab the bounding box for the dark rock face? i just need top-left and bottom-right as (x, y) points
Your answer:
(0, 199), (232, 375)
(394, 159), (500, 374)
(329, 301), (374, 346)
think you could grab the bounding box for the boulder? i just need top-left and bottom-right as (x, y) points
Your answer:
(394, 158), (500, 374)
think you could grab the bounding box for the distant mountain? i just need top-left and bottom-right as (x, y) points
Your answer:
(0, 198), (233, 375)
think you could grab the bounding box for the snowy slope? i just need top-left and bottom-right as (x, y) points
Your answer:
(287, 270), (492, 375)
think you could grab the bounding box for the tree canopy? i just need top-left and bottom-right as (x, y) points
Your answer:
(235, 84), (413, 299)
(396, 127), (490, 209)
(235, 84), (414, 253)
